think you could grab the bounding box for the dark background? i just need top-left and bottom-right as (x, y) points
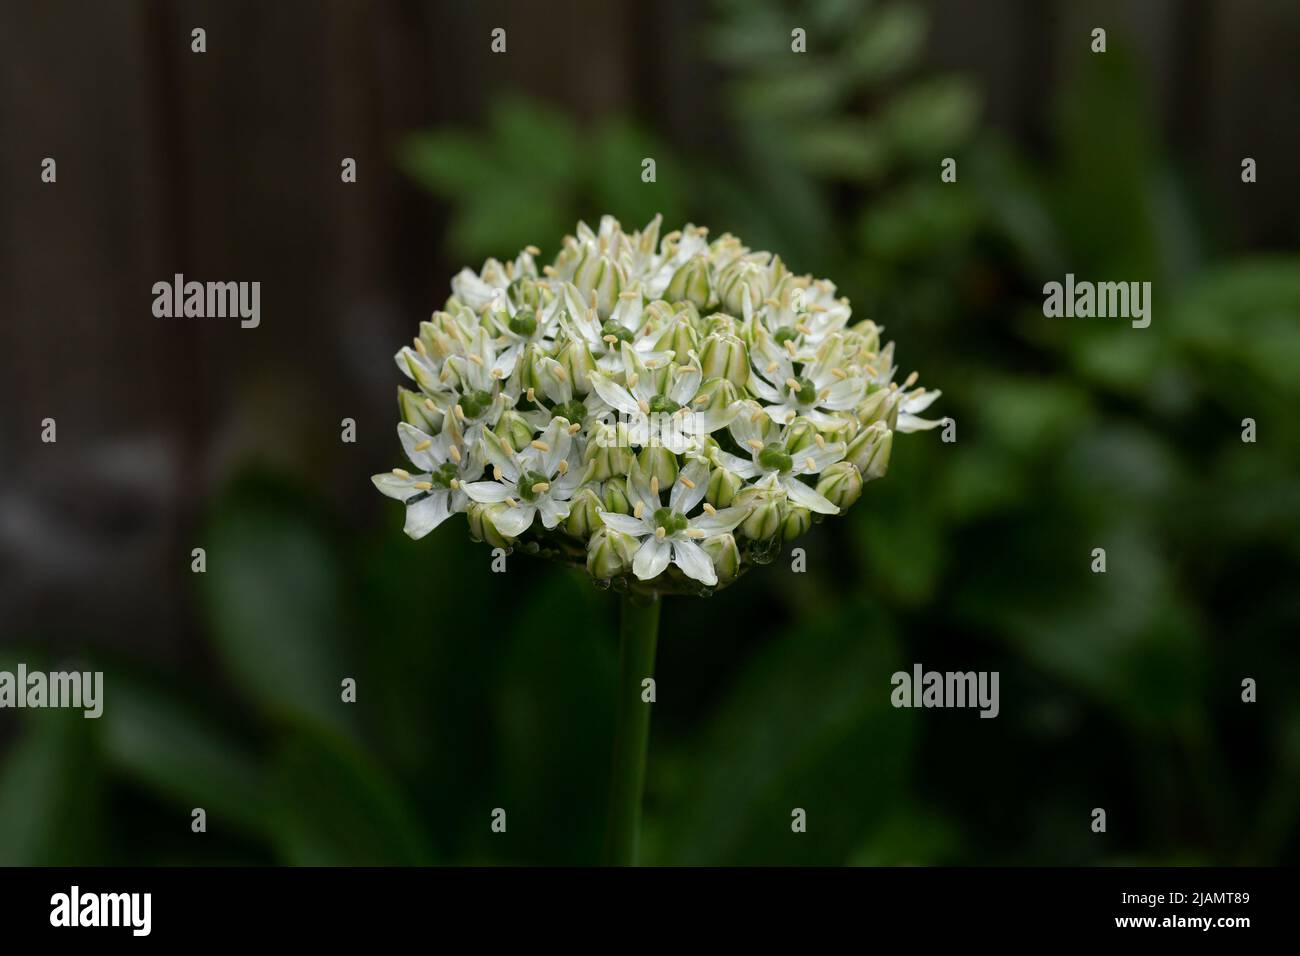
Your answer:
(1, 0), (1297, 865)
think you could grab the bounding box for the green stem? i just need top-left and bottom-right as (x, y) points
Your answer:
(602, 592), (661, 866)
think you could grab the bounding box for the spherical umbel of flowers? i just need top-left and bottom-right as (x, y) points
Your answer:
(373, 215), (940, 597)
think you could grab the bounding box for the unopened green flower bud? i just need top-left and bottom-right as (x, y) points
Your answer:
(399, 386), (441, 432)
(496, 410), (534, 452)
(655, 314), (699, 360)
(694, 377), (740, 413)
(699, 332), (749, 387)
(468, 503), (510, 549)
(850, 319), (881, 355)
(781, 504), (812, 542)
(702, 312), (737, 337)
(602, 477), (631, 515)
(856, 386), (890, 426)
(706, 463), (743, 508)
(816, 461), (864, 509)
(701, 532), (741, 584)
(564, 487), (603, 538)
(735, 487), (782, 541)
(559, 338), (597, 395)
(717, 259), (770, 316)
(583, 423), (634, 481)
(508, 277), (544, 311)
(574, 254), (624, 319)
(666, 256), (711, 310)
(637, 446), (678, 488)
(587, 527), (638, 579)
(782, 418), (820, 456)
(846, 421), (892, 480)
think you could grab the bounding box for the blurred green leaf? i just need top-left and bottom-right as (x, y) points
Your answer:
(844, 3), (927, 84)
(651, 601), (912, 864)
(270, 724), (433, 865)
(882, 77), (978, 160)
(99, 673), (267, 838)
(0, 713), (103, 865)
(198, 474), (354, 737)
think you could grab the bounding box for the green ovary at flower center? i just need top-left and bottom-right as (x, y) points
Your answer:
(647, 394), (681, 415)
(787, 375), (817, 405)
(653, 507), (689, 536)
(508, 309), (538, 337)
(460, 389), (494, 419)
(773, 327), (798, 346)
(517, 469), (550, 502)
(601, 321), (634, 344)
(552, 400), (587, 424)
(758, 443), (793, 473)
(428, 462), (458, 489)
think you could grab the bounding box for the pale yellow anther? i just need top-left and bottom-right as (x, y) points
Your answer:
(764, 297), (781, 308)
(542, 265), (557, 277)
(815, 434), (827, 449)
(493, 465), (503, 481)
(525, 245), (540, 256)
(686, 528), (706, 539)
(505, 497), (518, 508)
(786, 377), (801, 391)
(703, 502), (717, 514)
(424, 399), (437, 412)
(392, 468), (411, 480)
(628, 373), (639, 390)
(766, 361), (779, 373)
(413, 481), (433, 491)
(557, 460), (569, 475)
(903, 370), (919, 389)
(746, 439), (764, 450)
(694, 394), (709, 405)
(655, 527), (666, 540)
(531, 439), (551, 452)
(531, 482), (550, 495)
(805, 457), (816, 472)
(454, 404), (466, 420)
(449, 478), (460, 490)
(831, 367), (847, 380)
(634, 502), (644, 519)
(414, 339), (427, 356)
(796, 323), (812, 335)
(568, 423), (581, 435)
(414, 439), (433, 452)
(449, 445), (462, 463)
(784, 340), (797, 356)
(638, 400), (651, 415)
(468, 354), (483, 366)
(603, 335), (618, 345)
(526, 387), (536, 402)
(680, 476), (696, 489)
(650, 476), (660, 495)
(554, 366), (569, 381)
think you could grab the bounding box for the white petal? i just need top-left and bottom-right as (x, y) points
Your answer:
(462, 480), (512, 503)
(632, 537), (671, 581)
(671, 538), (717, 586)
(710, 448), (763, 480)
(599, 511), (651, 536)
(781, 476), (839, 514)
(589, 373), (641, 417)
(488, 502), (535, 538)
(403, 491), (452, 539)
(670, 458), (710, 514)
(397, 422), (439, 471)
(689, 505), (748, 535)
(482, 433), (521, 483)
(668, 365), (702, 406)
(537, 496), (571, 529)
(372, 472), (428, 502)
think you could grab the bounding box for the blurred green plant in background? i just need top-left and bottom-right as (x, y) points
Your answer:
(3, 0), (1296, 866)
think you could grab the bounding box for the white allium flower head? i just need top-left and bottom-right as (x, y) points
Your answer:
(374, 215), (940, 596)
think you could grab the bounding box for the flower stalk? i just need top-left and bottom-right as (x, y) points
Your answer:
(602, 592), (660, 866)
